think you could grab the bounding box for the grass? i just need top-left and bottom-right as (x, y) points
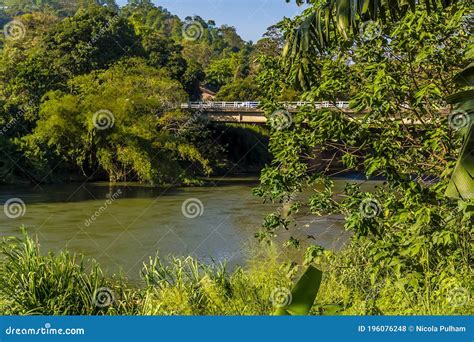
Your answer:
(0, 229), (291, 315)
(0, 229), (471, 315)
(0, 229), (142, 315)
(141, 252), (291, 315)
(313, 244), (473, 316)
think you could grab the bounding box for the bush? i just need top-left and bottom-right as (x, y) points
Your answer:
(0, 228), (141, 315)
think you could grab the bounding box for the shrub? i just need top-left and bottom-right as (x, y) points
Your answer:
(0, 228), (141, 315)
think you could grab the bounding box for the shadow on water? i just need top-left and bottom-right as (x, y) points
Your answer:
(0, 176), (262, 205)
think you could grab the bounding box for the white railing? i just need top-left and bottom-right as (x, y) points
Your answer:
(181, 101), (350, 110)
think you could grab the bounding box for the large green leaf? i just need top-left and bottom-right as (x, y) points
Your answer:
(274, 265), (323, 315)
(446, 63), (474, 199)
(446, 125), (474, 199)
(453, 62), (474, 87)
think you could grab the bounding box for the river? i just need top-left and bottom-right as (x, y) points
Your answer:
(0, 176), (375, 282)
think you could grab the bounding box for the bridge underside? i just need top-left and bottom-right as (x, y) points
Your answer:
(182, 101), (352, 124)
(200, 110), (267, 124)
(182, 102), (449, 125)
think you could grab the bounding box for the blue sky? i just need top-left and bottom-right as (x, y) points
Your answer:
(116, 0), (306, 42)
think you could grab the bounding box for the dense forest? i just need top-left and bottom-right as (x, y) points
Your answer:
(0, 0), (289, 185)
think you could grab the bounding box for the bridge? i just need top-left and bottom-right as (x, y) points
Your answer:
(180, 101), (350, 124)
(180, 101), (451, 125)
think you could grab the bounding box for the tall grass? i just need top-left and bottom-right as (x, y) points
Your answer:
(0, 229), (141, 315)
(0, 229), (291, 315)
(141, 251), (291, 315)
(0, 229), (471, 315)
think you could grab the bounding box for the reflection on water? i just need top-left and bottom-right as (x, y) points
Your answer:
(0, 176), (379, 282)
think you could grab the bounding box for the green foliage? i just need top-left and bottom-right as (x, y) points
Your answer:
(445, 62), (474, 199)
(1, 6), (140, 111)
(284, 0), (459, 66)
(256, 2), (473, 315)
(0, 2), (264, 184)
(274, 265), (323, 315)
(204, 51), (251, 91)
(2, 1), (118, 17)
(314, 238), (473, 315)
(20, 58), (216, 184)
(0, 230), (294, 315)
(215, 77), (263, 101)
(0, 227), (141, 315)
(141, 254), (288, 315)
(1, 229), (470, 315)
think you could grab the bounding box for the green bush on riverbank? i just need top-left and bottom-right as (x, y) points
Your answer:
(0, 229), (471, 316)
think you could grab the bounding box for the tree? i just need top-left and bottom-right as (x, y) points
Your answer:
(1, 0), (118, 17)
(205, 52), (251, 91)
(0, 5), (141, 111)
(255, 1), (472, 313)
(215, 77), (262, 101)
(142, 32), (187, 80)
(252, 25), (285, 58)
(21, 58), (216, 184)
(283, 0), (473, 198)
(40, 5), (140, 75)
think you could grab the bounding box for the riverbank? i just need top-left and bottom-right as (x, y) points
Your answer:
(1, 229), (470, 316)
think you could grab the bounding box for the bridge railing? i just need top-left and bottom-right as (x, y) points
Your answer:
(180, 101), (350, 110)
